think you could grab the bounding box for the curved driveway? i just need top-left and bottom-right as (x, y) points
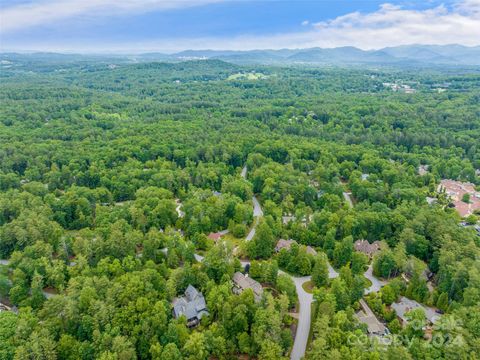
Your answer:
(364, 264), (387, 294)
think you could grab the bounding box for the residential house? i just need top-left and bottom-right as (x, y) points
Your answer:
(0, 302), (12, 313)
(438, 179), (480, 217)
(232, 272), (263, 302)
(275, 239), (317, 255)
(282, 215), (296, 225)
(355, 299), (387, 336)
(418, 165), (429, 176)
(275, 239), (296, 252)
(208, 232), (223, 241)
(403, 259), (433, 282)
(354, 240), (382, 258)
(391, 296), (440, 327)
(172, 285), (209, 327)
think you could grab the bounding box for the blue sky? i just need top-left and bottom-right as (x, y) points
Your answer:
(1, 0), (479, 52)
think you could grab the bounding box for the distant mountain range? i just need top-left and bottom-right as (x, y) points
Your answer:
(152, 44), (480, 66)
(2, 44), (480, 67)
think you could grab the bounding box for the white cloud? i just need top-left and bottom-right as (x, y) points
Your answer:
(129, 1), (480, 52)
(1, 0), (479, 52)
(302, 1), (480, 49)
(0, 0), (223, 33)
(301, 20), (309, 26)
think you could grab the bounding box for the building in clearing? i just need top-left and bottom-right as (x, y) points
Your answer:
(354, 240), (382, 258)
(172, 285), (209, 327)
(355, 299), (387, 336)
(232, 272), (263, 302)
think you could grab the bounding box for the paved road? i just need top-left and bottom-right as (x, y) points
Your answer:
(245, 196), (263, 242)
(328, 262), (339, 279)
(170, 174), (337, 360)
(343, 192), (354, 208)
(242, 186), (331, 360)
(245, 226), (256, 242)
(241, 165), (247, 179)
(364, 264), (387, 294)
(290, 275), (313, 360)
(252, 196), (263, 217)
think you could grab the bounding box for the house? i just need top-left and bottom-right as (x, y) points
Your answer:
(460, 222), (480, 237)
(208, 232), (223, 241)
(282, 215), (296, 225)
(275, 239), (317, 255)
(403, 260), (433, 281)
(282, 214), (311, 227)
(418, 165), (429, 176)
(275, 239), (297, 252)
(354, 240), (382, 258)
(172, 285), (209, 327)
(438, 179), (480, 217)
(391, 296), (440, 327)
(0, 302), (11, 312)
(355, 299), (387, 336)
(232, 272), (263, 302)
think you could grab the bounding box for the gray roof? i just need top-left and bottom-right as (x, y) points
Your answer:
(172, 285), (209, 321)
(275, 239), (297, 252)
(355, 299), (386, 335)
(391, 296), (440, 324)
(232, 272), (263, 301)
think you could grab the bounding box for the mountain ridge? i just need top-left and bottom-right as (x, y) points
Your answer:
(2, 44), (480, 66)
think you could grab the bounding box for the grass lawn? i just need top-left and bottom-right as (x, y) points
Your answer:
(227, 72), (268, 81)
(302, 280), (315, 294)
(221, 232), (243, 247)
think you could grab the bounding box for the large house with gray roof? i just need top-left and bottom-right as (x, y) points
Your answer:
(355, 299), (387, 336)
(172, 285), (209, 327)
(391, 296), (440, 327)
(232, 272), (263, 302)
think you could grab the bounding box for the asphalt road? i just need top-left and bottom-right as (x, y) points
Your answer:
(343, 191), (354, 208)
(245, 195), (263, 242)
(241, 165), (247, 179)
(290, 275), (313, 360)
(364, 264), (387, 294)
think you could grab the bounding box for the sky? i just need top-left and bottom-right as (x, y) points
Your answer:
(0, 0), (479, 53)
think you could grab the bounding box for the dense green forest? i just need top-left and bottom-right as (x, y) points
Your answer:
(0, 58), (479, 360)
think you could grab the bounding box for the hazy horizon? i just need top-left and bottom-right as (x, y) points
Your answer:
(1, 0), (480, 53)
